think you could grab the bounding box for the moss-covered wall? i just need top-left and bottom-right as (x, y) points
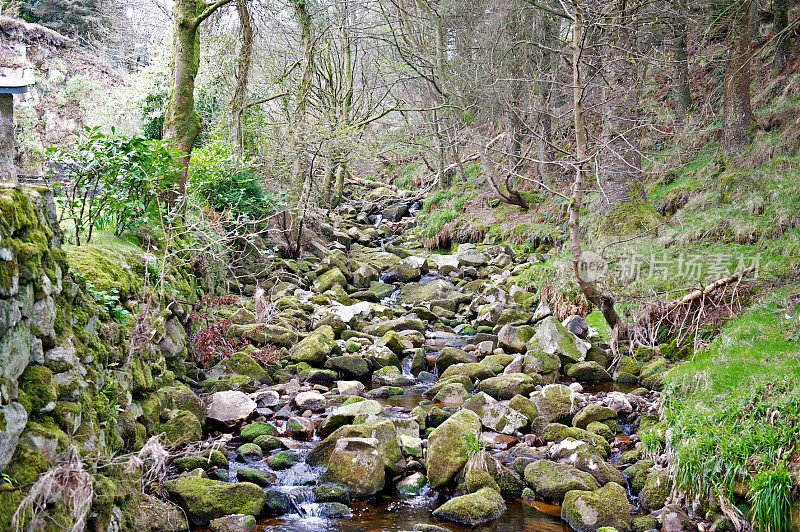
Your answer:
(0, 184), (203, 530)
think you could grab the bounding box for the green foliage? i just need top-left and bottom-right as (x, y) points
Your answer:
(190, 143), (284, 220)
(465, 433), (486, 455)
(46, 127), (181, 245)
(56, 75), (95, 107)
(749, 465), (793, 532)
(141, 90), (167, 141)
(76, 273), (131, 324)
(421, 207), (458, 241)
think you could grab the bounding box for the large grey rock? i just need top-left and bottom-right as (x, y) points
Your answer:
(530, 317), (587, 364)
(530, 384), (577, 423)
(524, 460), (599, 502)
(432, 487), (506, 526)
(206, 391), (257, 427)
(561, 481), (631, 532)
(464, 392), (528, 435)
(319, 399), (383, 435)
(428, 254), (460, 276)
(427, 409), (481, 488)
(562, 315), (589, 339)
(455, 243), (487, 268)
(320, 437), (385, 497)
(397, 279), (456, 306)
(290, 325), (336, 365)
(294, 391), (326, 412)
(0, 402), (27, 470)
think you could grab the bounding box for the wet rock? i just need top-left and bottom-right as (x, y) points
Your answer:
(481, 432), (519, 450)
(290, 325), (336, 365)
(164, 477), (267, 526)
(543, 424), (611, 457)
(209, 514), (257, 532)
(320, 437), (385, 497)
(251, 389), (280, 408)
(561, 482), (632, 532)
(479, 373), (539, 400)
(262, 489), (291, 515)
(397, 472), (427, 496)
(427, 409), (481, 488)
(567, 361), (612, 383)
(432, 487), (505, 527)
(571, 453), (627, 487)
(286, 416), (315, 439)
(207, 391), (257, 428)
(464, 392), (528, 434)
(524, 460), (599, 502)
(354, 264), (379, 289)
(237, 443), (263, 462)
(313, 483), (351, 503)
(316, 502), (353, 518)
(380, 330), (406, 356)
(235, 467), (275, 486)
(294, 391), (326, 412)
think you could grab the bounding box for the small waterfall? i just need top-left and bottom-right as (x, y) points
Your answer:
(401, 356), (413, 377)
(369, 213), (384, 227)
(382, 288), (401, 305)
(287, 486), (321, 518)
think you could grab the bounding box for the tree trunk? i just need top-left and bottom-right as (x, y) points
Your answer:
(672, 0), (692, 126)
(599, 0), (644, 210)
(230, 0), (253, 155)
(164, 0), (232, 198)
(290, 0), (314, 189)
(721, 0), (754, 155)
(773, 0), (790, 69)
(570, 5), (622, 331)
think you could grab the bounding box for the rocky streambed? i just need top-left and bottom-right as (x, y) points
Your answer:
(163, 200), (687, 532)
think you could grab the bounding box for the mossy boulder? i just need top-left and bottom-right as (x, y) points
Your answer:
(372, 365), (414, 387)
(464, 392), (528, 434)
(432, 382), (471, 405)
(478, 373), (540, 400)
(380, 330), (405, 356)
(530, 316), (585, 364)
(567, 361), (612, 383)
(162, 410), (203, 444)
(508, 394), (538, 423)
(543, 423), (611, 457)
(439, 362), (495, 382)
(427, 409), (481, 489)
(320, 437), (385, 497)
(241, 421), (278, 441)
(268, 450), (298, 470)
(524, 460), (599, 502)
(318, 399), (383, 436)
(225, 352), (266, 379)
(164, 477), (267, 525)
(236, 467), (276, 487)
(561, 482), (631, 532)
(290, 325), (336, 365)
(466, 469), (501, 493)
(423, 375), (474, 398)
(432, 487), (506, 527)
(573, 404), (618, 429)
(313, 268), (347, 293)
(19, 364), (57, 413)
(363, 316), (426, 336)
(435, 347), (476, 373)
(639, 468), (671, 510)
(174, 450), (228, 472)
(623, 460), (654, 494)
(325, 355), (370, 378)
(308, 419), (403, 474)
(530, 384), (575, 423)
(209, 514), (257, 532)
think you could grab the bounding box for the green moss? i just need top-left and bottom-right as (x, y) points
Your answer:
(224, 352), (266, 378)
(240, 421), (278, 441)
(63, 245), (140, 297)
(162, 410), (202, 444)
(268, 450), (298, 470)
(164, 476), (266, 525)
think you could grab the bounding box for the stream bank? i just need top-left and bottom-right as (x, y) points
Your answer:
(167, 189), (683, 532)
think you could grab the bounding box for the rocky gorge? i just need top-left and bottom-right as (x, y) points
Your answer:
(0, 183), (693, 532)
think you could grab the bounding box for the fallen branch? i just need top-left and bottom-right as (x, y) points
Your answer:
(346, 176), (400, 193)
(664, 266), (755, 313)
